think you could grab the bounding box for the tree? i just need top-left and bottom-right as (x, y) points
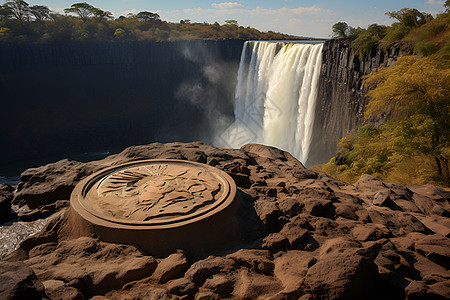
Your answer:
(30, 5), (50, 22)
(385, 8), (431, 28)
(364, 55), (450, 179)
(64, 2), (96, 23)
(3, 0), (31, 23)
(225, 19), (238, 26)
(114, 27), (126, 39)
(92, 7), (112, 21)
(331, 22), (349, 38)
(135, 11), (160, 22)
(445, 0), (450, 12)
(0, 5), (12, 20)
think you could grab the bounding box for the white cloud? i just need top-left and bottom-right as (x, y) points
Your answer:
(426, 0), (444, 4)
(211, 2), (244, 9)
(49, 7), (65, 14)
(121, 9), (138, 16)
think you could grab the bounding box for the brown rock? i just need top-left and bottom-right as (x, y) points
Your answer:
(0, 261), (46, 300)
(352, 224), (392, 242)
(14, 159), (99, 208)
(232, 269), (282, 299)
(203, 274), (234, 297)
(304, 243), (380, 299)
(414, 215), (450, 237)
(261, 233), (289, 253)
(3, 142), (450, 300)
(318, 237), (362, 256)
(277, 197), (303, 217)
(415, 234), (450, 269)
(26, 237), (156, 296)
(43, 280), (85, 300)
(300, 188), (334, 217)
(185, 256), (237, 284)
(280, 222), (310, 249)
(367, 207), (430, 235)
(274, 250), (315, 295)
(254, 200), (283, 231)
(406, 280), (450, 300)
(334, 203), (359, 220)
(167, 278), (196, 297)
(151, 250), (188, 284)
(195, 290), (220, 300)
(227, 249), (274, 275)
(373, 191), (392, 206)
(408, 185), (450, 217)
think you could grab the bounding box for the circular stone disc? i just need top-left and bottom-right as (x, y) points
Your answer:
(71, 159), (236, 228)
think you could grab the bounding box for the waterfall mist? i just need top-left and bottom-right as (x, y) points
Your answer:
(217, 41), (323, 165)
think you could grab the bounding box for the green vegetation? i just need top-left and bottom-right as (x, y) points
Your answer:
(0, 0), (297, 43)
(318, 5), (449, 186)
(331, 6), (448, 59)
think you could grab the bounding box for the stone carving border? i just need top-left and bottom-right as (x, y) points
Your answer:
(71, 159), (236, 229)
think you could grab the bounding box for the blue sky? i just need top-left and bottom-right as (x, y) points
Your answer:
(24, 0), (448, 38)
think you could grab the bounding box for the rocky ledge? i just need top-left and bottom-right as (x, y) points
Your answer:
(1, 142), (449, 300)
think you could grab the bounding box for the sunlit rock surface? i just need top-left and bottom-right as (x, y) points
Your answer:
(1, 142), (449, 300)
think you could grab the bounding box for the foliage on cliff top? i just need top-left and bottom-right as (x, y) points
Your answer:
(0, 0), (299, 43)
(315, 52), (450, 187)
(331, 4), (450, 60)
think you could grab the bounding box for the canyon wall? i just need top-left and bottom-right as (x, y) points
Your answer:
(0, 38), (409, 175)
(0, 40), (244, 174)
(307, 38), (412, 165)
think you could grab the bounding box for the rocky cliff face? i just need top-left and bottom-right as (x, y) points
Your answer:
(0, 40), (244, 174)
(308, 39), (412, 165)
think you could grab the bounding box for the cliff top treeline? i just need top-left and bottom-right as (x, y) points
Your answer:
(0, 0), (300, 43)
(331, 3), (450, 59)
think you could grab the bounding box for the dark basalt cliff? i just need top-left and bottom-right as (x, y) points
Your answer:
(308, 39), (412, 166)
(0, 40), (244, 174)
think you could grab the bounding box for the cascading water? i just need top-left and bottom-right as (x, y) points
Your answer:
(218, 41), (323, 164)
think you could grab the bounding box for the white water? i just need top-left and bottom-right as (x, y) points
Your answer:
(218, 41), (323, 164)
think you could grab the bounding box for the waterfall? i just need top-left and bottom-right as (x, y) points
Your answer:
(217, 41), (323, 164)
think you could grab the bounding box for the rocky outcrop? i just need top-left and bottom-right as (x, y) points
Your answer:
(1, 142), (449, 299)
(0, 261), (46, 299)
(308, 39), (413, 165)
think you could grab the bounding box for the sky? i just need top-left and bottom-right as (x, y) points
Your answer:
(23, 0), (448, 38)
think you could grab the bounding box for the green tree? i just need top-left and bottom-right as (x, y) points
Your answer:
(0, 26), (11, 40)
(64, 2), (96, 23)
(3, 0), (30, 23)
(92, 7), (112, 21)
(385, 8), (431, 28)
(114, 27), (126, 39)
(135, 11), (160, 22)
(364, 55), (450, 180)
(331, 22), (349, 38)
(225, 19), (238, 26)
(445, 0), (450, 11)
(0, 5), (11, 20)
(30, 5), (50, 22)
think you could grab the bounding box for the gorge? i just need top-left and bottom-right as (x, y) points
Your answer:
(0, 38), (407, 179)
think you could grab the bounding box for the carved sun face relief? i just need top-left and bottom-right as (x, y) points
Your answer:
(76, 160), (233, 225)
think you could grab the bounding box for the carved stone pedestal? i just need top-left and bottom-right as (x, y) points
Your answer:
(69, 159), (239, 256)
